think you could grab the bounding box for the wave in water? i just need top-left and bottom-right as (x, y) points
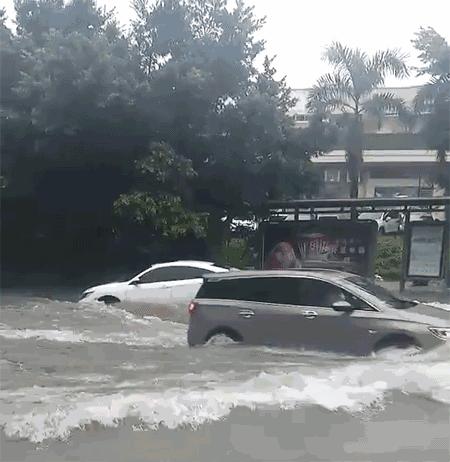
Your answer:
(1, 358), (449, 443)
(426, 302), (450, 311)
(0, 317), (187, 348)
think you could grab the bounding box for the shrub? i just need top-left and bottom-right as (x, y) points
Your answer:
(375, 235), (403, 280)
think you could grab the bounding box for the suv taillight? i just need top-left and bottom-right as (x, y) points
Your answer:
(188, 301), (198, 314)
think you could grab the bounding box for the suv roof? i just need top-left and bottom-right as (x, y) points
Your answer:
(204, 268), (354, 281)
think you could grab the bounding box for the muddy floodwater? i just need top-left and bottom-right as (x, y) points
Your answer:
(1, 293), (449, 462)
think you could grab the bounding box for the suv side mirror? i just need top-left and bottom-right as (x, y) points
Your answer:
(332, 300), (353, 312)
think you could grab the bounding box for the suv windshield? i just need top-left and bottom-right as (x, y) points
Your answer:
(345, 276), (417, 309)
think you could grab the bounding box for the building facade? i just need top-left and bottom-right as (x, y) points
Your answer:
(291, 86), (447, 199)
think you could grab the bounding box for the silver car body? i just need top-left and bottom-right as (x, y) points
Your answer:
(188, 270), (449, 355)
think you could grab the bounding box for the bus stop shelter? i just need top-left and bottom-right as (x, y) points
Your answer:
(263, 197), (450, 291)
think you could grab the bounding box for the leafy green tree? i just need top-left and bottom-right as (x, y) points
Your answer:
(114, 142), (206, 239)
(14, 0), (112, 44)
(307, 43), (409, 197)
(1, 1), (149, 274)
(127, 0), (322, 256)
(1, 0), (327, 278)
(412, 27), (450, 194)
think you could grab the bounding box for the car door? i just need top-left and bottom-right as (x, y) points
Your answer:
(208, 276), (313, 348)
(125, 267), (175, 305)
(169, 266), (213, 306)
(287, 278), (380, 354)
(385, 211), (401, 234)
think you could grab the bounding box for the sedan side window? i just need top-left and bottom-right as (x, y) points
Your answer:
(138, 267), (178, 283)
(138, 266), (211, 284)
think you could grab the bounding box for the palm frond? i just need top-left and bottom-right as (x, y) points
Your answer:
(414, 78), (450, 112)
(324, 42), (354, 70)
(369, 49), (409, 81)
(362, 92), (407, 129)
(307, 72), (355, 113)
(325, 42), (378, 100)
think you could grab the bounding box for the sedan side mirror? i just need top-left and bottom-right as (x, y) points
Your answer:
(332, 300), (353, 312)
(129, 279), (141, 286)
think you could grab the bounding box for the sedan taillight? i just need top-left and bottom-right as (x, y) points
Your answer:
(188, 301), (198, 315)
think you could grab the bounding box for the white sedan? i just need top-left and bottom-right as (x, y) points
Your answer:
(80, 261), (231, 306)
(358, 211), (403, 234)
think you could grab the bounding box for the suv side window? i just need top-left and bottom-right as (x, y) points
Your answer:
(197, 277), (288, 302)
(139, 266), (211, 283)
(297, 279), (344, 307)
(197, 277), (374, 310)
(297, 278), (374, 311)
(341, 290), (374, 311)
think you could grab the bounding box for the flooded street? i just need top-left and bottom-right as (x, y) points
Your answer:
(1, 294), (449, 461)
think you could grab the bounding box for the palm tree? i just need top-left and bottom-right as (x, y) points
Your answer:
(307, 43), (409, 198)
(412, 27), (450, 196)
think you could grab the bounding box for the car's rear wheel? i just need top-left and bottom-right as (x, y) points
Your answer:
(97, 295), (121, 305)
(205, 328), (242, 346)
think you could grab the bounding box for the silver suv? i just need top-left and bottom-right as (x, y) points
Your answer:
(187, 270), (449, 355)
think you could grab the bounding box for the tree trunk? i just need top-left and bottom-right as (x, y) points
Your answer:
(345, 116), (364, 199)
(437, 148), (450, 287)
(206, 211), (228, 262)
(437, 148), (449, 196)
(348, 158), (360, 199)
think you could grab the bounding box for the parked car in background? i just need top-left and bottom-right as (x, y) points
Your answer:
(230, 218), (258, 234)
(221, 215), (259, 235)
(358, 210), (403, 234)
(188, 269), (449, 355)
(409, 211), (435, 222)
(80, 261), (231, 306)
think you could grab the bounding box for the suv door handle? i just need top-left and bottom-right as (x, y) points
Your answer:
(302, 310), (318, 319)
(239, 309), (255, 319)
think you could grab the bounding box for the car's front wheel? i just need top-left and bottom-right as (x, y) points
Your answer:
(97, 295), (121, 305)
(374, 335), (422, 357)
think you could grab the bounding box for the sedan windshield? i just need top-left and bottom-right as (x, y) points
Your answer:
(345, 276), (417, 309)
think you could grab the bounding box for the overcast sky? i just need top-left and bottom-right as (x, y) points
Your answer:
(3, 0), (450, 88)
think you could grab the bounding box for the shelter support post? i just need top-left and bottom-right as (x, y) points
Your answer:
(400, 210), (410, 293)
(445, 204), (450, 288)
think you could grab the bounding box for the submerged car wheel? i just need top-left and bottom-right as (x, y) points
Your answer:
(374, 335), (422, 357)
(97, 295), (121, 305)
(205, 328), (243, 346)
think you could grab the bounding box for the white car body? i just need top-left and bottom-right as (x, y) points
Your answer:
(80, 261), (230, 306)
(358, 211), (403, 234)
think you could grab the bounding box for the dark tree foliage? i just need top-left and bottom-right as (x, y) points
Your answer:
(412, 27), (450, 194)
(1, 0), (328, 281)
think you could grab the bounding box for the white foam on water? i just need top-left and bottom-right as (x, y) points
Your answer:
(2, 359), (449, 443)
(426, 302), (450, 311)
(0, 329), (84, 343)
(206, 334), (239, 346)
(0, 319), (187, 348)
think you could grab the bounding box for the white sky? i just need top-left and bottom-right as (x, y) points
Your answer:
(3, 0), (450, 88)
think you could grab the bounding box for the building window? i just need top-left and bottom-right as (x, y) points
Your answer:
(346, 170), (361, 183)
(324, 167), (341, 183)
(293, 114), (309, 122)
